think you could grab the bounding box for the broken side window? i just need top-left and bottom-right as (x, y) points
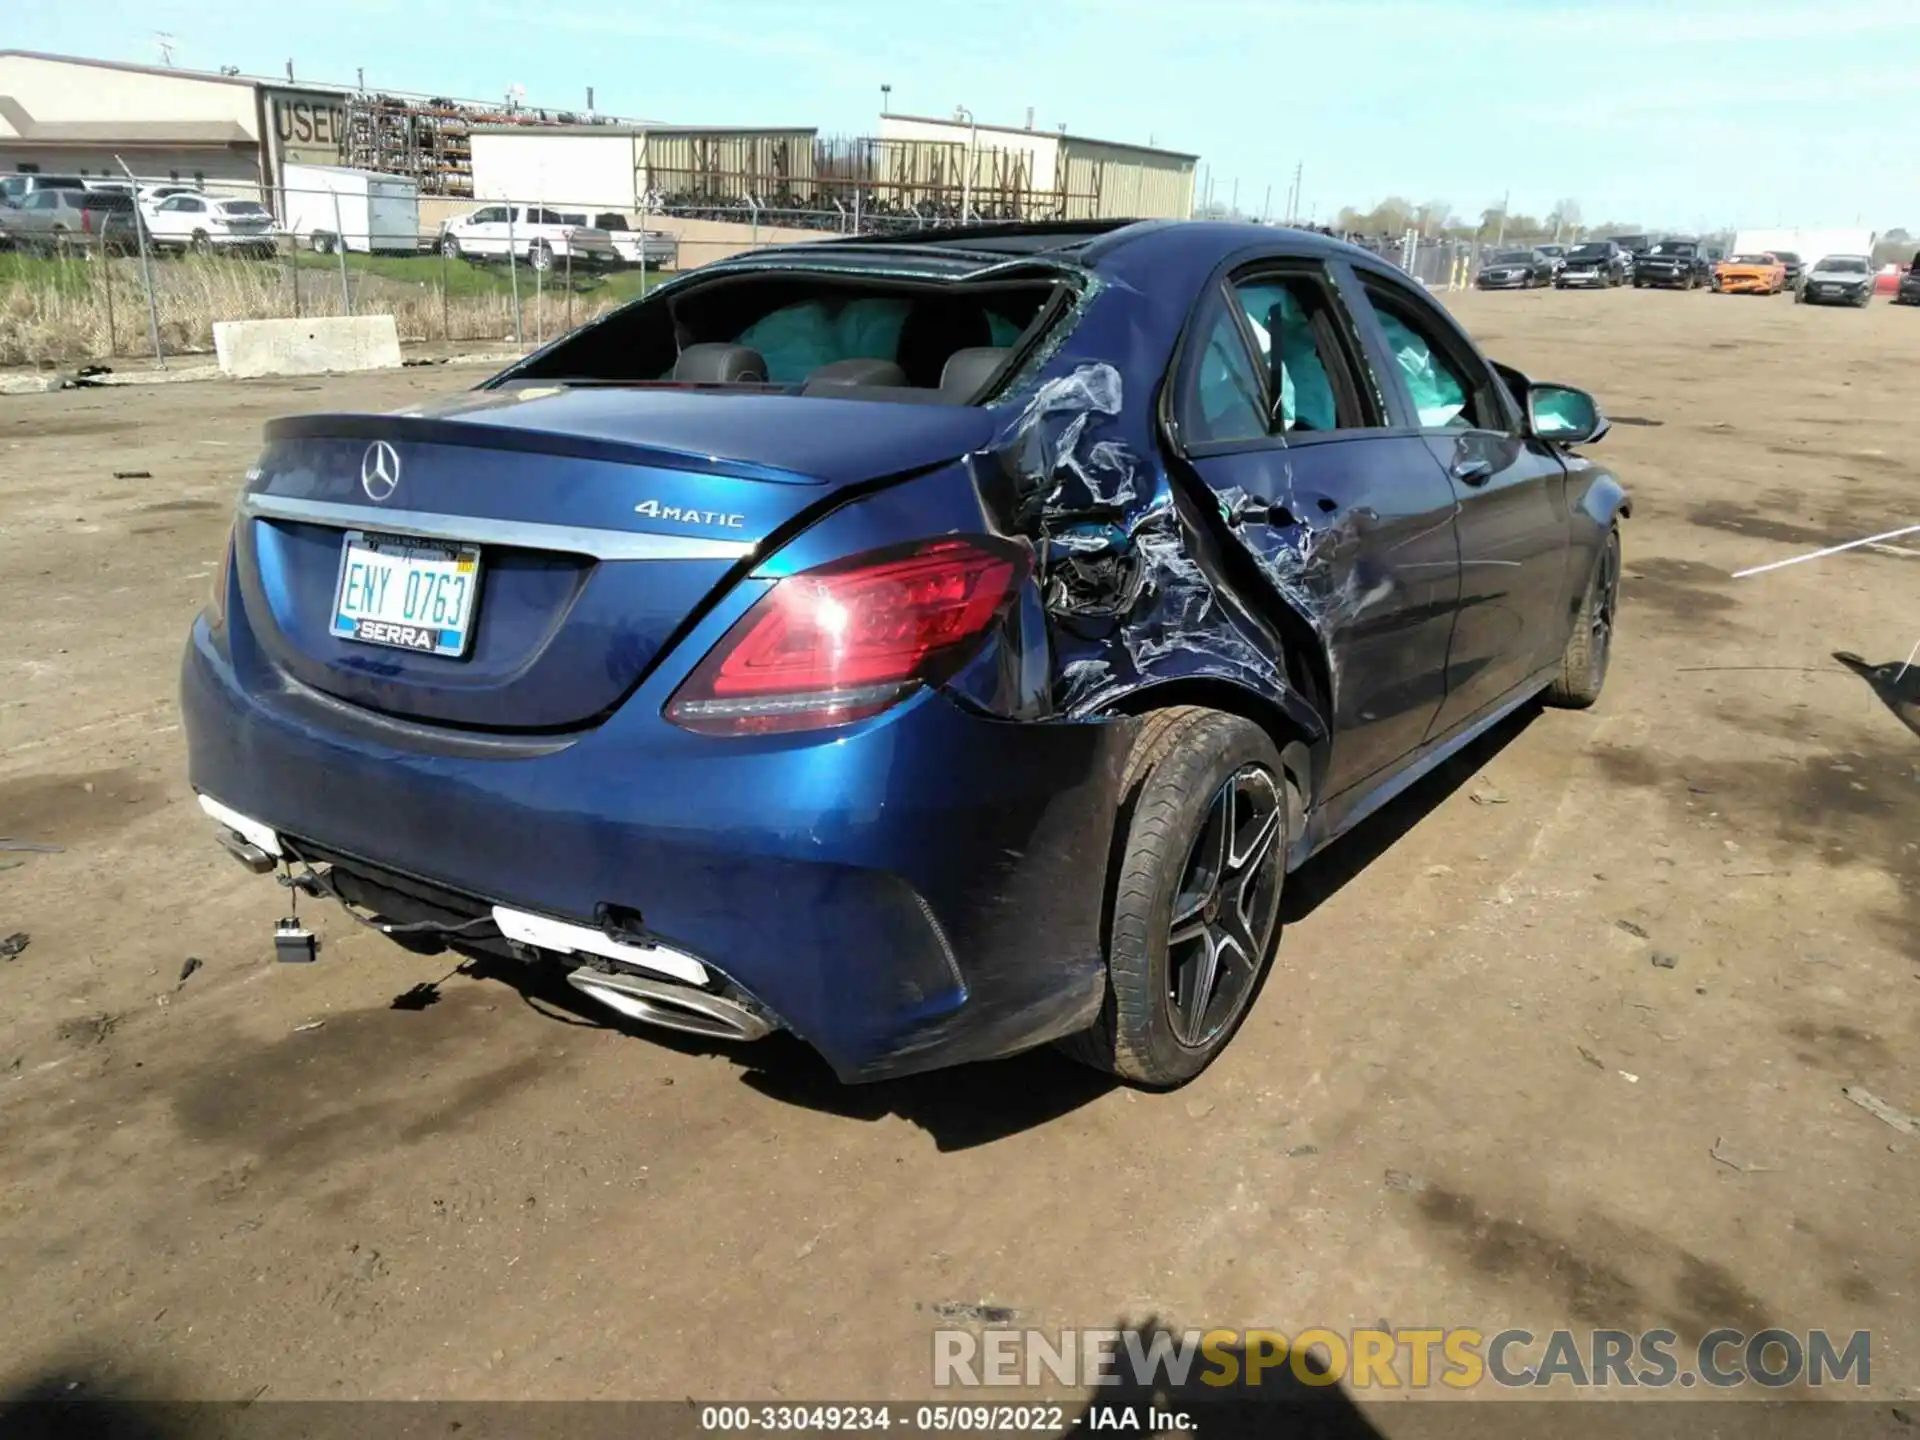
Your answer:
(1229, 274), (1379, 434)
(1180, 304), (1268, 445)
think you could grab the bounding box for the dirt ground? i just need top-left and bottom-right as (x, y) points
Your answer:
(1, 288), (1915, 1417)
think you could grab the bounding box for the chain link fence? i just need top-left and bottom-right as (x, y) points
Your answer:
(1, 179), (1504, 369)
(1, 176), (1066, 368)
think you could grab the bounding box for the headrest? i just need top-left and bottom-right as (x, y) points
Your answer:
(671, 343), (768, 384)
(938, 347), (1011, 400)
(804, 358), (909, 389)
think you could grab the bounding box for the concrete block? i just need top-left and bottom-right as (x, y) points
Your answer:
(0, 373), (72, 395)
(213, 315), (403, 379)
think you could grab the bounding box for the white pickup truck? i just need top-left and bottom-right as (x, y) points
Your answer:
(595, 213), (680, 270)
(437, 205), (619, 272)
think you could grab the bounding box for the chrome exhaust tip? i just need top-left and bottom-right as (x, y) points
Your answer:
(565, 967), (773, 1043)
(214, 826), (277, 874)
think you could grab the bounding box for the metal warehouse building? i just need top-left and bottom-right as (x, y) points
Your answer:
(0, 51), (272, 190)
(876, 113), (1196, 221)
(468, 125), (822, 213)
(0, 50), (432, 197)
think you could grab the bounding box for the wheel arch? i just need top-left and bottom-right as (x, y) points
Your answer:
(1096, 671), (1322, 851)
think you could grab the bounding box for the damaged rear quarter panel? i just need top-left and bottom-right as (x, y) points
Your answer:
(960, 264), (1336, 790)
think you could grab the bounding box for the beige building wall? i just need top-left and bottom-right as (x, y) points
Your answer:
(0, 54), (258, 131)
(1060, 138), (1196, 220)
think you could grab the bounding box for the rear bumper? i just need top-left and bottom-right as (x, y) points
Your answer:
(182, 615), (1132, 1082)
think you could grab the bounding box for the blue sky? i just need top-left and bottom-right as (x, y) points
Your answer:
(11, 0), (1919, 231)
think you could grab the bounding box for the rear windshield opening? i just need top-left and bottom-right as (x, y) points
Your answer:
(511, 270), (1076, 404)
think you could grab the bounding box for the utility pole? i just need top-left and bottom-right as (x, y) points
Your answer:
(1495, 188), (1510, 245)
(1261, 183), (1271, 223)
(880, 83), (891, 117)
(1230, 177), (1238, 218)
(1287, 161), (1302, 224)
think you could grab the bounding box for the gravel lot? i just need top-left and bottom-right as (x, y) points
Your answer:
(1, 288), (1916, 1417)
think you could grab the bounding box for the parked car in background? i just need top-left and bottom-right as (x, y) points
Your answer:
(438, 204), (619, 272)
(1607, 234), (1652, 279)
(1796, 254), (1876, 307)
(1475, 247), (1554, 289)
(143, 194), (277, 257)
(1712, 253), (1787, 294)
(1772, 251), (1805, 289)
(596, 213), (680, 271)
(0, 173), (87, 208)
(182, 219), (1627, 1087)
(1895, 254), (1920, 306)
(1, 187), (143, 254)
(1633, 240), (1713, 289)
(1557, 241), (1629, 288)
(136, 183), (202, 217)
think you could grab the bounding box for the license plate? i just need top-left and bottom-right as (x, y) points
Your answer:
(331, 530), (481, 658)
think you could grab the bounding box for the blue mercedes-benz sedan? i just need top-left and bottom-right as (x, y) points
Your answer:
(182, 219), (1628, 1087)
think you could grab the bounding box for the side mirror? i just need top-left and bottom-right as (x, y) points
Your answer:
(1529, 383), (1608, 445)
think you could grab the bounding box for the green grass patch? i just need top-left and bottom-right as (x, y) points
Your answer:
(0, 249), (101, 295)
(1, 245), (663, 302)
(287, 249), (661, 302)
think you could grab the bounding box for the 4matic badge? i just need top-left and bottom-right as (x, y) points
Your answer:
(634, 499), (746, 529)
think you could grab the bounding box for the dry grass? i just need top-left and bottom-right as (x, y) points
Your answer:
(0, 253), (622, 367)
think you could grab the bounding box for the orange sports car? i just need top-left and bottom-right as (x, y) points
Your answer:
(1712, 252), (1788, 294)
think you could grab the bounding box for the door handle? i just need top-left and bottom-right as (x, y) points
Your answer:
(1451, 457), (1495, 486)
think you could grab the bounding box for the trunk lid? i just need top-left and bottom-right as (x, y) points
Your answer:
(235, 387), (996, 730)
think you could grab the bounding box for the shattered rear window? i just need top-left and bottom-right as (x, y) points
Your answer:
(511, 265), (1079, 401)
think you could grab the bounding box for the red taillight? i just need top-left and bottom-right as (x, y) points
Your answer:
(666, 538), (1028, 736)
(81, 210), (93, 234)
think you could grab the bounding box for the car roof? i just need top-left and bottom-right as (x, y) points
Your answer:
(761, 218), (1396, 279)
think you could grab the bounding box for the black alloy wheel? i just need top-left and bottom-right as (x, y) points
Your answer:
(1165, 765), (1284, 1049)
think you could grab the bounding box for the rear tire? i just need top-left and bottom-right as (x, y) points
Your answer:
(310, 231), (335, 255)
(1059, 708), (1287, 1088)
(439, 233), (461, 259)
(1547, 525), (1620, 709)
(529, 240), (553, 272)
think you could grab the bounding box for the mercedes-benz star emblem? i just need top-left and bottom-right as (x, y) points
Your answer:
(360, 441), (401, 503)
